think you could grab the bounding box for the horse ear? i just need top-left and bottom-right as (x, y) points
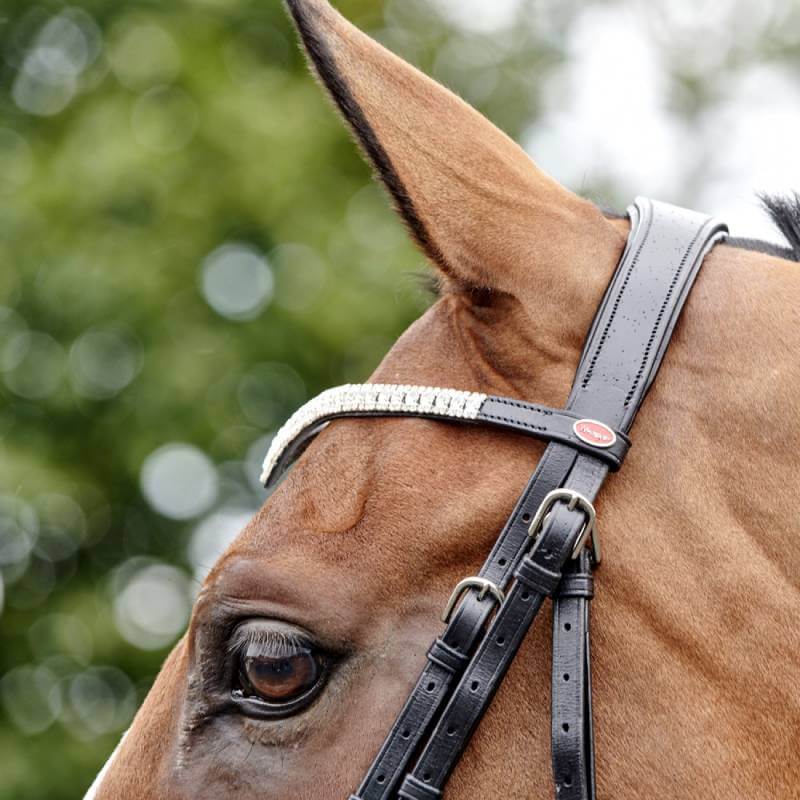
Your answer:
(286, 0), (623, 299)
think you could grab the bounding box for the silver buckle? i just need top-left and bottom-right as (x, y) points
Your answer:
(528, 488), (601, 564)
(441, 577), (505, 624)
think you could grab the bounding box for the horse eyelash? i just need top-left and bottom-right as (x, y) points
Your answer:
(227, 626), (313, 659)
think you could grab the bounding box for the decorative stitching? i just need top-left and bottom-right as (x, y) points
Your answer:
(623, 224), (705, 406)
(480, 412), (547, 433)
(581, 207), (655, 389)
(485, 397), (554, 416)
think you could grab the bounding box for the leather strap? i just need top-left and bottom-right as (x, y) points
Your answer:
(351, 198), (726, 800)
(351, 444), (581, 800)
(263, 390), (629, 487)
(547, 200), (726, 800)
(571, 199), (726, 424)
(551, 551), (596, 800)
(477, 397), (628, 468)
(396, 454), (606, 799)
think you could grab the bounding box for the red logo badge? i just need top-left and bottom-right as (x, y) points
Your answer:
(573, 419), (616, 449)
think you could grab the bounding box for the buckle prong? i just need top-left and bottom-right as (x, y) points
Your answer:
(527, 489), (601, 564)
(441, 577), (505, 624)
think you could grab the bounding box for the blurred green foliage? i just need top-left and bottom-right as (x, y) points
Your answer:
(0, 2), (437, 796)
(0, 0), (797, 797)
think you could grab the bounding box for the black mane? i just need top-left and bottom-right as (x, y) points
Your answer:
(727, 193), (800, 262)
(606, 193), (800, 263)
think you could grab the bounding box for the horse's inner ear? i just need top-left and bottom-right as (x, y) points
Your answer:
(285, 0), (623, 303)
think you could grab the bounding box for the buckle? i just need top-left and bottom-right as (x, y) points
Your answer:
(527, 489), (601, 564)
(441, 577), (505, 624)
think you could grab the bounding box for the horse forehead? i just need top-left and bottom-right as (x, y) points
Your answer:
(224, 417), (538, 578)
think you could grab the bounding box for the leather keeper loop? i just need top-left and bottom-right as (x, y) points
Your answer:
(557, 573), (594, 598)
(398, 776), (442, 800)
(426, 638), (469, 675)
(514, 555), (562, 597)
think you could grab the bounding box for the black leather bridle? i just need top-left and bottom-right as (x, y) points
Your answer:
(257, 197), (727, 799)
(82, 198), (727, 800)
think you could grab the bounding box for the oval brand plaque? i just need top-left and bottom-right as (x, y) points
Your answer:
(573, 419), (617, 449)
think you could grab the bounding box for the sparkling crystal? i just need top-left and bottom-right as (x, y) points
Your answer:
(263, 384), (492, 484)
(450, 394), (466, 417)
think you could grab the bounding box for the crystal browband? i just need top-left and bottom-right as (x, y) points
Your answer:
(260, 384), (630, 486)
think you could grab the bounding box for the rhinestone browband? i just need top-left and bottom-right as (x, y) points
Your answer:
(260, 383), (630, 487)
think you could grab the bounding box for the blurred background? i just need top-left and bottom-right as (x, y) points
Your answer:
(0, 0), (797, 796)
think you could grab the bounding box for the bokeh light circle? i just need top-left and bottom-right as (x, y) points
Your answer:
(428, 0), (524, 33)
(12, 55), (77, 117)
(65, 667), (136, 738)
(70, 327), (142, 399)
(1, 664), (62, 735)
(112, 561), (192, 650)
(201, 243), (274, 321)
(0, 495), (39, 575)
(33, 494), (86, 562)
(109, 23), (181, 90)
(140, 443), (218, 520)
(1, 331), (65, 399)
(9, 555), (57, 610)
(188, 506), (253, 582)
(10, 9), (101, 117)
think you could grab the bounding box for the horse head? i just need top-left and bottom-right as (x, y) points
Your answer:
(89, 1), (800, 798)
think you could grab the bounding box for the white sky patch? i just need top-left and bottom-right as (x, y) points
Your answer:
(428, 0), (524, 34)
(525, 6), (684, 201)
(697, 64), (800, 243)
(521, 4), (800, 243)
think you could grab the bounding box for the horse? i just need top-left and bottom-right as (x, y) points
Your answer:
(87, 1), (800, 797)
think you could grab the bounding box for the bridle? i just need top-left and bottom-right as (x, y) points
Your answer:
(84, 197), (727, 799)
(261, 197), (727, 798)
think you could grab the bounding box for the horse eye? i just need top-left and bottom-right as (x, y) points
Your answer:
(239, 647), (321, 701)
(231, 622), (329, 717)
